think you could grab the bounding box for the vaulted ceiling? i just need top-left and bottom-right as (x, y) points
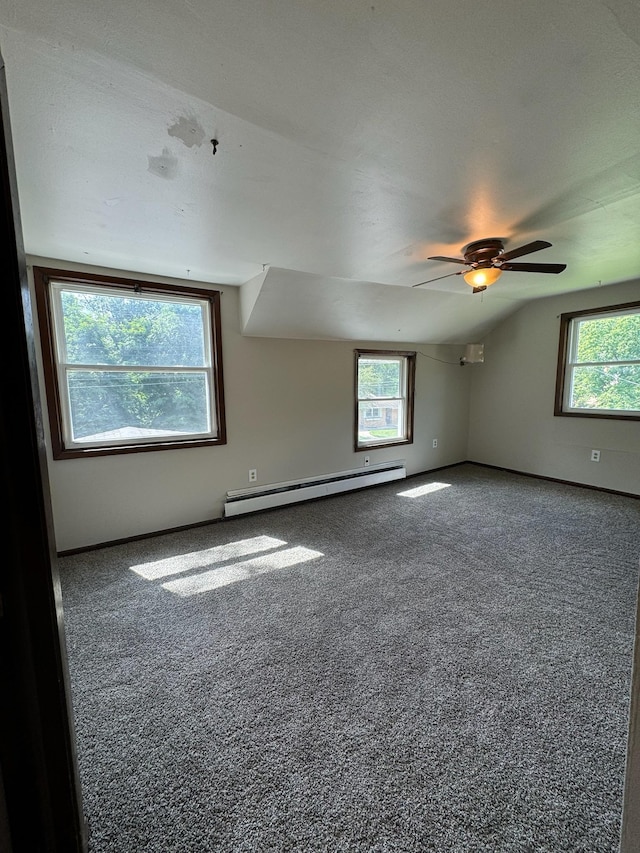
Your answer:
(1, 0), (639, 343)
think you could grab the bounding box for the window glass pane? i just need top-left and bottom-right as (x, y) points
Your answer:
(358, 400), (404, 442)
(67, 371), (211, 441)
(575, 313), (640, 363)
(60, 290), (207, 367)
(358, 358), (401, 398)
(570, 364), (640, 411)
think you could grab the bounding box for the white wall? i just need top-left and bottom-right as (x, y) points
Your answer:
(468, 279), (640, 495)
(28, 259), (471, 552)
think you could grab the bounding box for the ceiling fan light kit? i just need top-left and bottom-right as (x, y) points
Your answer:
(414, 237), (567, 292)
(463, 267), (502, 289)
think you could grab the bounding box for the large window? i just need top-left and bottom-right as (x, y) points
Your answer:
(355, 350), (416, 449)
(34, 267), (227, 458)
(555, 301), (640, 419)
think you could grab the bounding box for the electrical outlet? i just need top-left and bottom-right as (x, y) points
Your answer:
(433, 439), (438, 448)
(248, 468), (257, 482)
(590, 450), (600, 462)
(364, 455), (370, 467)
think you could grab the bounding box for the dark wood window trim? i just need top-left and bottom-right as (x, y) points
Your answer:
(554, 299), (640, 421)
(33, 266), (227, 459)
(354, 349), (416, 452)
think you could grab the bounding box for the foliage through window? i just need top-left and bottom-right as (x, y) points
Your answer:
(355, 350), (415, 449)
(34, 268), (226, 458)
(555, 301), (640, 419)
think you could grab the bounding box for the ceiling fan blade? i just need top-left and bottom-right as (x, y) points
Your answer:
(502, 262), (567, 273)
(499, 240), (552, 261)
(427, 255), (467, 264)
(412, 271), (463, 287)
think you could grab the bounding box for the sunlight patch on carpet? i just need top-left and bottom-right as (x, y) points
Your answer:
(161, 546), (324, 595)
(129, 535), (288, 580)
(397, 482), (451, 498)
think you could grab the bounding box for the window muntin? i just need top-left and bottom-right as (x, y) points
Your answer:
(34, 268), (226, 457)
(355, 350), (415, 449)
(556, 302), (640, 419)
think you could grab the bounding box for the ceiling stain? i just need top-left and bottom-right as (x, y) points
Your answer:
(168, 115), (206, 148)
(148, 148), (178, 180)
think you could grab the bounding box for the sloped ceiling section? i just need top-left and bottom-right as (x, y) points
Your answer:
(240, 267), (519, 343)
(0, 0), (639, 343)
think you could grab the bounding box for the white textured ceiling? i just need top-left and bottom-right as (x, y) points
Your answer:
(1, 0), (639, 343)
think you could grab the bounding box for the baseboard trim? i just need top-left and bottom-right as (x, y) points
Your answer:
(57, 516), (225, 557)
(57, 459), (637, 556)
(467, 460), (640, 501)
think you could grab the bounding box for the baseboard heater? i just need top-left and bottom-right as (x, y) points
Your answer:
(223, 460), (406, 518)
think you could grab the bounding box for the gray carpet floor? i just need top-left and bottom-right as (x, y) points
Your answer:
(58, 464), (640, 852)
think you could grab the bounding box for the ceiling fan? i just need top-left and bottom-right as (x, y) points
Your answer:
(412, 238), (567, 293)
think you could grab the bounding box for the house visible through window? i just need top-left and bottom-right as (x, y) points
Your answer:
(363, 407), (382, 421)
(33, 267), (226, 458)
(555, 301), (640, 419)
(355, 350), (416, 449)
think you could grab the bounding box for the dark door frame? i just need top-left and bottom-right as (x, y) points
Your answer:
(0, 49), (86, 852)
(621, 589), (640, 852)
